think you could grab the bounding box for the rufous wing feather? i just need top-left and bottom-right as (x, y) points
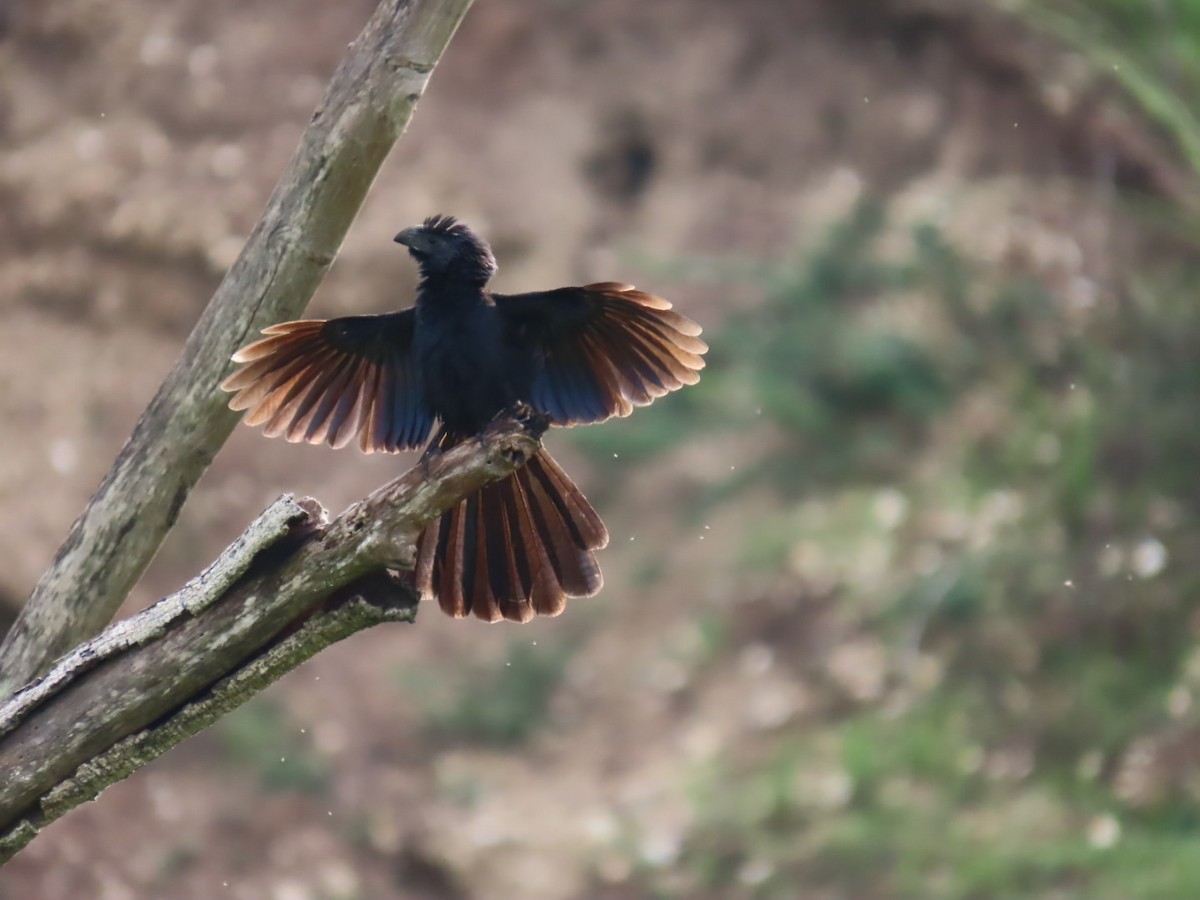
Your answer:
(496, 283), (707, 427)
(221, 312), (434, 453)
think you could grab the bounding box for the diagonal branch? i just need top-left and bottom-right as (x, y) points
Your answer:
(0, 413), (542, 864)
(0, 0), (476, 696)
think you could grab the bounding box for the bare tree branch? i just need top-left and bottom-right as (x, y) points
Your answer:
(0, 414), (542, 863)
(0, 0), (476, 695)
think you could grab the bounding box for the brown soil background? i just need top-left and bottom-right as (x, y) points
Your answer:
(0, 1), (1182, 898)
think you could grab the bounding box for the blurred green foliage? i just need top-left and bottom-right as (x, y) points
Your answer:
(215, 696), (330, 795)
(1016, 0), (1200, 178)
(652, 188), (1200, 897)
(585, 185), (1200, 895)
(399, 638), (570, 747)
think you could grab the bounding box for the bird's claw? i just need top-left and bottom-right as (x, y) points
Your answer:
(500, 401), (551, 439)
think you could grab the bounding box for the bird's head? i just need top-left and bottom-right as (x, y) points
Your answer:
(393, 215), (497, 283)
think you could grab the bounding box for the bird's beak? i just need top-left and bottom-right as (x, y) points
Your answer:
(393, 226), (422, 248)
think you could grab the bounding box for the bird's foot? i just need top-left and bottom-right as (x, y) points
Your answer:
(502, 401), (551, 440)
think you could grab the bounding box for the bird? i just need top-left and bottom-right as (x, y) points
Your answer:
(221, 215), (706, 623)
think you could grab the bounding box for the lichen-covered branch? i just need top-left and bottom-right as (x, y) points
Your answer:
(0, 414), (541, 864)
(0, 0), (476, 696)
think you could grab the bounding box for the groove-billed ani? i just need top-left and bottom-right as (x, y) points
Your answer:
(222, 215), (706, 622)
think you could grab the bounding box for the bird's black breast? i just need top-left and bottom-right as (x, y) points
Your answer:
(414, 295), (538, 436)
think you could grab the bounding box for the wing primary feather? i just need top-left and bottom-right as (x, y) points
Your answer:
(577, 333), (638, 415)
(541, 353), (585, 424)
(555, 351), (606, 424)
(623, 319), (707, 372)
(259, 319), (328, 337)
(303, 359), (361, 445)
(363, 358), (390, 451)
(234, 350), (329, 417)
(620, 323), (704, 384)
(325, 358), (368, 449)
(595, 321), (680, 393)
(297, 353), (360, 444)
(391, 353), (416, 449)
(227, 332), (331, 389)
(287, 351), (359, 441)
(613, 299), (706, 342)
(225, 311), (429, 452)
(367, 359), (393, 453)
(229, 320), (326, 363)
(262, 361), (338, 437)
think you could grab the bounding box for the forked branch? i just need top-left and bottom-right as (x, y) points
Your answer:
(0, 415), (541, 864)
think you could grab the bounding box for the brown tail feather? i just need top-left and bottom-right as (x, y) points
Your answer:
(415, 443), (608, 622)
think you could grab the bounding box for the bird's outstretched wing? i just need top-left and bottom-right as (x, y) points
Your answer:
(495, 282), (707, 426)
(220, 311), (434, 453)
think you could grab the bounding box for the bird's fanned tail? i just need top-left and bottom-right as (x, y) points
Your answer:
(415, 431), (608, 622)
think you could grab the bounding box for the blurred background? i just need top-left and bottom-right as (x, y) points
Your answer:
(3, 0), (1200, 897)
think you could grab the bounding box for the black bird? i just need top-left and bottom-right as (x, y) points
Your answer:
(221, 215), (706, 622)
